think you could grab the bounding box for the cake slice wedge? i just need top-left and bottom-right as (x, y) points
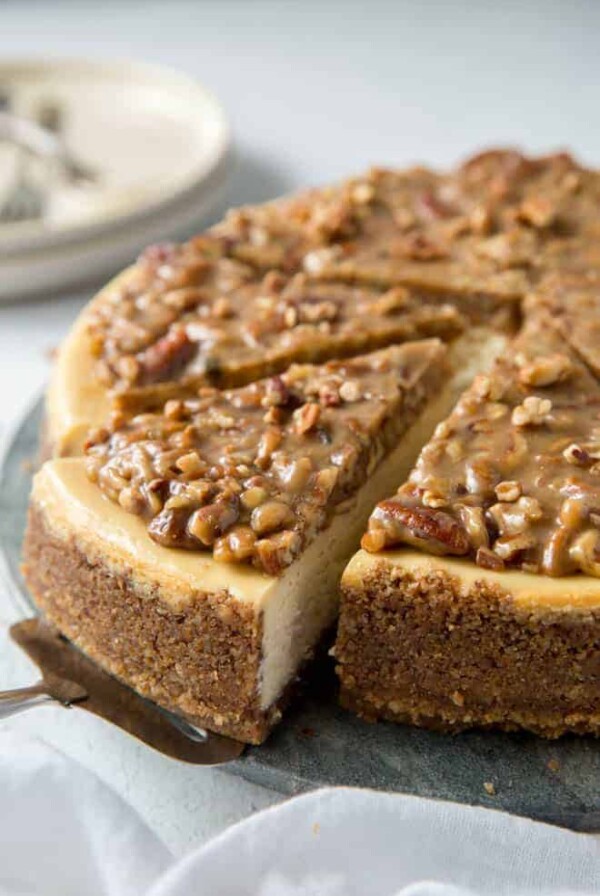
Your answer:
(335, 314), (600, 737)
(216, 150), (599, 311)
(24, 340), (463, 744)
(46, 245), (463, 457)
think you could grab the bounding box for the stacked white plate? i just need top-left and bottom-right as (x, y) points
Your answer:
(0, 59), (231, 302)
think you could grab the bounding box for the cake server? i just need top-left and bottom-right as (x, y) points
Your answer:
(5, 617), (245, 765)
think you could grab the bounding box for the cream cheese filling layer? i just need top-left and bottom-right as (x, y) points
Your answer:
(45, 269), (135, 456)
(343, 549), (600, 611)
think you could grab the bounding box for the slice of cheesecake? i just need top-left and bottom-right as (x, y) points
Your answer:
(24, 341), (463, 744)
(335, 314), (600, 737)
(46, 244), (464, 456)
(216, 150), (600, 313)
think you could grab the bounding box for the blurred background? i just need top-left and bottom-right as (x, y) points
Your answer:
(1, 0), (600, 852)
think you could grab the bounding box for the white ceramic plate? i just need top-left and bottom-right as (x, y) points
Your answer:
(0, 58), (231, 301)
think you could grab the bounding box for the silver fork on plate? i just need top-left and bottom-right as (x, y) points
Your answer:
(0, 148), (46, 224)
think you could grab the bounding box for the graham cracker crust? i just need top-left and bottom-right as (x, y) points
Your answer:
(335, 560), (600, 738)
(22, 504), (276, 744)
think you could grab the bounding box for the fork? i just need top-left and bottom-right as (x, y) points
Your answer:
(0, 148), (46, 224)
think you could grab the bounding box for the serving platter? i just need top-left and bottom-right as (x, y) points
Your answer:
(3, 398), (600, 830)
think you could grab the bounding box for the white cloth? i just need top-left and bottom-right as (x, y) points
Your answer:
(2, 731), (600, 896)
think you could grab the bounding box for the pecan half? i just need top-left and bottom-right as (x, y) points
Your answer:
(368, 501), (470, 555)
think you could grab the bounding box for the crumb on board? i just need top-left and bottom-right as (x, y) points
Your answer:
(312, 822), (320, 835)
(547, 758), (560, 773)
(483, 781), (496, 796)
(299, 727), (318, 738)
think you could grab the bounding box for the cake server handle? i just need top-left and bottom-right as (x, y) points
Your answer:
(0, 677), (87, 720)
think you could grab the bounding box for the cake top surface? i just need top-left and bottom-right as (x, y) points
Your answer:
(56, 148), (600, 577)
(86, 244), (461, 396)
(362, 314), (600, 577)
(85, 149), (600, 399)
(85, 341), (445, 574)
(216, 149), (600, 296)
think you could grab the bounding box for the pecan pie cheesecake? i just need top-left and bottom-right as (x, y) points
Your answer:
(23, 147), (600, 743)
(336, 312), (600, 736)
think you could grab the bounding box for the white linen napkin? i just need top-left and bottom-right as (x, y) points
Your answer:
(2, 730), (600, 896)
(0, 730), (171, 896)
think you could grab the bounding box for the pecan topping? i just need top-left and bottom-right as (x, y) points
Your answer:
(363, 317), (600, 577)
(82, 149), (600, 581)
(86, 342), (445, 573)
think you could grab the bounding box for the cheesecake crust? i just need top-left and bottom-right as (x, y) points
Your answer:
(23, 504), (273, 743)
(336, 554), (600, 737)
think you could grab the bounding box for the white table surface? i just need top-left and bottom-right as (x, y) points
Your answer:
(2, 0), (600, 856)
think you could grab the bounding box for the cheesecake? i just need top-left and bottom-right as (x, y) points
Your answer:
(336, 314), (600, 736)
(25, 147), (600, 744)
(25, 341), (465, 743)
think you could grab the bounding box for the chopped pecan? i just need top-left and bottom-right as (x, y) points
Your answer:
(293, 402), (321, 434)
(187, 498), (240, 546)
(494, 480), (521, 502)
(251, 500), (295, 535)
(476, 546), (505, 571)
(511, 396), (552, 426)
(562, 443), (590, 466)
(518, 353), (572, 387)
(518, 195), (557, 229)
(339, 380), (362, 403)
(213, 525), (256, 563)
(476, 228), (538, 268)
(136, 328), (196, 385)
(262, 376), (291, 408)
(570, 529), (600, 576)
(493, 533), (536, 561)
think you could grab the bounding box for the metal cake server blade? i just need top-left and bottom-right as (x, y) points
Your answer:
(8, 618), (245, 765)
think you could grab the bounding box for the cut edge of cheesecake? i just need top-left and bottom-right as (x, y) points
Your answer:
(24, 326), (502, 744)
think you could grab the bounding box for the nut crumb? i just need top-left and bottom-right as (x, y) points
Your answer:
(512, 396), (552, 427)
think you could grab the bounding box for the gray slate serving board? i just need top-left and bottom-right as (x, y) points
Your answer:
(3, 399), (600, 831)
